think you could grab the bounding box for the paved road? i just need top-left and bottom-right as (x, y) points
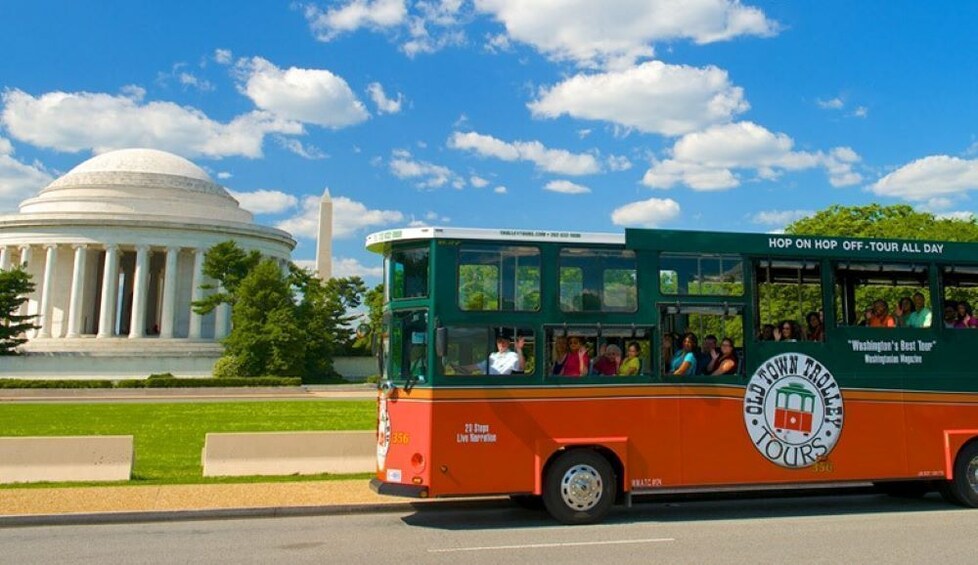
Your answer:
(1, 493), (974, 564)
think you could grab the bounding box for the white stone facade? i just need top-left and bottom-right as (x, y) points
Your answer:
(0, 148), (295, 377)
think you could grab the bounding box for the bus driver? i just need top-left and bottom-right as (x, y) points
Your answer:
(453, 336), (526, 375)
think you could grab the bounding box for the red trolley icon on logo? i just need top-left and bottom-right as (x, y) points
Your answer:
(774, 383), (815, 435)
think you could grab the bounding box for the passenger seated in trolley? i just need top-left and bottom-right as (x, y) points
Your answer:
(774, 320), (799, 342)
(705, 337), (739, 375)
(671, 333), (698, 376)
(618, 342), (642, 376)
(943, 301), (958, 328)
(559, 336), (589, 377)
(908, 292), (932, 328)
(867, 299), (896, 328)
(953, 301), (978, 328)
(593, 343), (622, 375)
(452, 335), (525, 375)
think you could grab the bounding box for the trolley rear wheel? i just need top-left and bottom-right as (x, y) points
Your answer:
(940, 442), (978, 508)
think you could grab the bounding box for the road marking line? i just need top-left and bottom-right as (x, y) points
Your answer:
(428, 538), (675, 553)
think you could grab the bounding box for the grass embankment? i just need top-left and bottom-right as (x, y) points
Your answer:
(0, 400), (375, 487)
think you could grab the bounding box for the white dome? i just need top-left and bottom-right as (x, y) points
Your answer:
(68, 148), (214, 183)
(19, 148), (253, 223)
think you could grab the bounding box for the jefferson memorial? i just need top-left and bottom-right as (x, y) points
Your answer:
(0, 148), (296, 377)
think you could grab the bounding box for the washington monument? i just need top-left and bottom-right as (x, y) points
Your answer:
(316, 188), (332, 280)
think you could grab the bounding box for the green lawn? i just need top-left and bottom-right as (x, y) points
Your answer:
(0, 400), (375, 487)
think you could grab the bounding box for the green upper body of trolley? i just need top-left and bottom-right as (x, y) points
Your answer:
(366, 226), (978, 394)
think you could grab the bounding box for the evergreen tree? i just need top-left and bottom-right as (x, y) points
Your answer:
(220, 259), (305, 377)
(0, 266), (38, 355)
(193, 240), (262, 315)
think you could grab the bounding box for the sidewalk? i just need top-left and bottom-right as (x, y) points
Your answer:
(0, 480), (426, 526)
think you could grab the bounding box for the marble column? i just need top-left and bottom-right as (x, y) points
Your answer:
(0, 246), (10, 270)
(17, 246), (33, 321)
(65, 244), (88, 338)
(159, 247), (179, 338)
(214, 283), (230, 340)
(97, 245), (119, 338)
(36, 244), (58, 339)
(188, 249), (205, 339)
(128, 245), (150, 339)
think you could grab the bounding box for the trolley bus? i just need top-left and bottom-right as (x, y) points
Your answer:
(366, 226), (978, 524)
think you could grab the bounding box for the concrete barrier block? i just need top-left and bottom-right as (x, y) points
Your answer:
(202, 431), (374, 477)
(0, 436), (134, 484)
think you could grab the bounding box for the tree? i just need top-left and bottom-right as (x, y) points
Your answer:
(196, 241), (369, 381)
(218, 259), (306, 378)
(0, 266), (38, 355)
(785, 204), (978, 241)
(295, 272), (366, 379)
(193, 240), (262, 315)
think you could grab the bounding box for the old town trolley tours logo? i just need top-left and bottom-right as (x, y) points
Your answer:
(743, 353), (845, 468)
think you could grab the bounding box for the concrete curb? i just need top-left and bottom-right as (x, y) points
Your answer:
(0, 499), (512, 528)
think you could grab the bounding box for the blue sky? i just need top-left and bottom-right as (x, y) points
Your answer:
(2, 1), (978, 284)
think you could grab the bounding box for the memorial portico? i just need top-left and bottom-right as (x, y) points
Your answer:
(0, 148), (296, 376)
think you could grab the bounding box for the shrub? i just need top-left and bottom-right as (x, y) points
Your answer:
(134, 376), (302, 388)
(212, 355), (245, 379)
(0, 379), (113, 389)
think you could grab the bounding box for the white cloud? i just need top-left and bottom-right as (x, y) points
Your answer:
(304, 0), (464, 56)
(484, 32), (511, 53)
(751, 209), (814, 227)
(871, 155), (978, 201)
(0, 138), (53, 212)
(274, 135), (327, 159)
(528, 61), (748, 136)
(304, 0), (408, 41)
(157, 63), (215, 92)
(217, 171), (232, 179)
(332, 257), (384, 278)
(469, 175), (489, 188)
(366, 82), (403, 114)
(936, 211), (976, 222)
(816, 97), (844, 110)
(237, 57), (369, 128)
(1, 88), (302, 158)
(214, 49), (233, 65)
(389, 149), (461, 188)
(449, 131), (601, 176)
(642, 122), (863, 191)
(544, 180), (591, 194)
(851, 106), (868, 118)
(227, 189), (298, 215)
(475, 0), (777, 68)
(611, 197), (681, 227)
(407, 210), (451, 227)
(494, 185), (507, 194)
(607, 155), (633, 172)
(277, 194), (404, 239)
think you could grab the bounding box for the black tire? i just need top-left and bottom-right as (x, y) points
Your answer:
(542, 449), (616, 525)
(509, 494), (545, 511)
(873, 481), (930, 498)
(940, 441), (978, 508)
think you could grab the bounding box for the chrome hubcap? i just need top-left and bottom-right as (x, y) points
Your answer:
(560, 464), (603, 511)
